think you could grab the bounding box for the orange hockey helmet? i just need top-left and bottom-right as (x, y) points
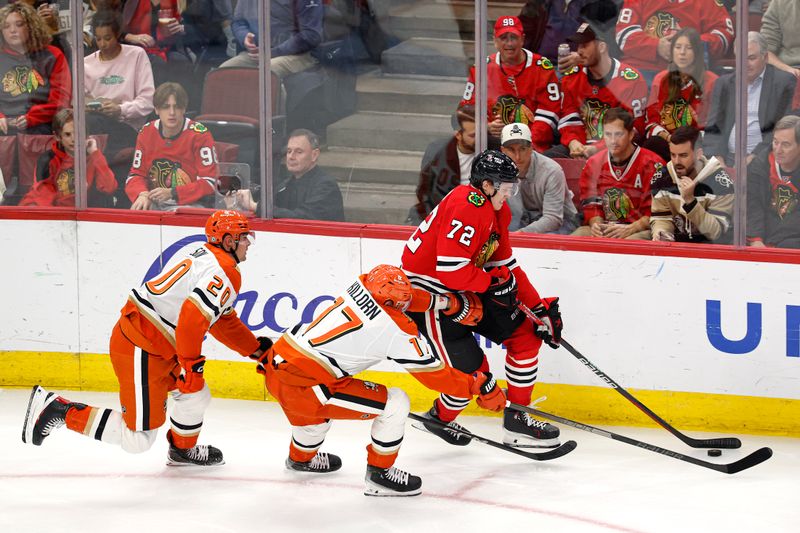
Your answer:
(205, 210), (251, 245)
(363, 264), (412, 311)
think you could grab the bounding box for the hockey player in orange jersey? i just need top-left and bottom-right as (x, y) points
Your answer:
(22, 210), (272, 466)
(258, 264), (506, 496)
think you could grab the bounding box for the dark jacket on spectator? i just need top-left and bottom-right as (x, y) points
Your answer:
(408, 136), (466, 225)
(231, 0), (322, 58)
(704, 64), (796, 165)
(275, 165), (344, 221)
(0, 45), (71, 130)
(746, 150), (800, 248)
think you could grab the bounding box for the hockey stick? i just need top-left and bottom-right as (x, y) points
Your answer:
(407, 412), (577, 462)
(518, 302), (742, 449)
(506, 402), (772, 475)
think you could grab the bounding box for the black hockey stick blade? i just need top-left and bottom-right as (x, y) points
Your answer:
(508, 402), (772, 475)
(407, 412), (577, 462)
(517, 302), (741, 450)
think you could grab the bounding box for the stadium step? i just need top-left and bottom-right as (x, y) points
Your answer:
(339, 181), (416, 226)
(388, 0), (522, 41)
(320, 147), (422, 186)
(326, 111), (453, 152)
(356, 70), (465, 115)
(382, 37), (486, 78)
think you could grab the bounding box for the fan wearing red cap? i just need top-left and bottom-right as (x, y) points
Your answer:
(460, 15), (563, 154)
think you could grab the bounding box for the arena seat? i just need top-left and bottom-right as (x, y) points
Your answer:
(553, 157), (584, 211)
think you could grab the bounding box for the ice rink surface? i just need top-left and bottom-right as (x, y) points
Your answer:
(1, 388), (797, 533)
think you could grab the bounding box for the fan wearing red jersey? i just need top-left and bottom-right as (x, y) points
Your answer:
(125, 82), (218, 210)
(22, 210), (269, 467)
(615, 0), (733, 77)
(460, 16), (562, 153)
(559, 23), (648, 159)
(573, 107), (665, 239)
(401, 149), (564, 449)
(261, 264), (503, 496)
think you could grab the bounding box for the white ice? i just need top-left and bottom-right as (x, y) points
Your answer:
(1, 388), (797, 533)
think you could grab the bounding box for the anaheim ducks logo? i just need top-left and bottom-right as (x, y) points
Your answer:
(603, 187), (633, 222)
(474, 232), (500, 268)
(148, 158), (190, 189)
(660, 98), (696, 131)
(644, 12), (678, 38)
(1, 65), (46, 96)
(55, 168), (75, 195)
(580, 99), (610, 141)
(771, 184), (798, 219)
(493, 94), (534, 125)
(468, 191), (485, 207)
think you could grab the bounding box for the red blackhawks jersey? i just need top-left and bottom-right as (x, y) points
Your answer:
(460, 49), (561, 152)
(125, 117), (218, 205)
(579, 146), (664, 223)
(559, 58), (648, 148)
(401, 184), (540, 309)
(615, 0), (733, 73)
(646, 70), (717, 138)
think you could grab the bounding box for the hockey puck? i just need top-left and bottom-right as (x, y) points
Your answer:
(707, 449), (722, 457)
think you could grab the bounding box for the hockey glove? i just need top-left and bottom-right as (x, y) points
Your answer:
(442, 292), (484, 326)
(248, 336), (273, 375)
(485, 266), (518, 309)
(177, 357), (206, 394)
(531, 297), (563, 349)
(470, 372), (506, 412)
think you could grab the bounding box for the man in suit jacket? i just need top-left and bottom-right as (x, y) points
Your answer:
(705, 31), (796, 166)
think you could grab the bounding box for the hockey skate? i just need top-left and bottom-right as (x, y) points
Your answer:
(364, 465), (422, 497)
(285, 452), (342, 473)
(167, 444), (225, 466)
(415, 406), (472, 446)
(503, 407), (560, 448)
(22, 385), (77, 446)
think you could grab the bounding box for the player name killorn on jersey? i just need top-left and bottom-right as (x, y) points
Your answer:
(346, 282), (383, 320)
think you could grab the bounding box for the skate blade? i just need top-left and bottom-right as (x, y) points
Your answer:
(503, 432), (561, 449)
(364, 482), (422, 497)
(22, 385), (51, 445)
(166, 459), (226, 467)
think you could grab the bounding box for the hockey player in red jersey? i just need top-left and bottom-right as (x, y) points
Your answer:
(125, 82), (218, 210)
(573, 107), (664, 239)
(260, 264), (505, 496)
(23, 210), (270, 466)
(559, 23), (648, 159)
(401, 149), (564, 448)
(460, 15), (561, 153)
(615, 0), (733, 77)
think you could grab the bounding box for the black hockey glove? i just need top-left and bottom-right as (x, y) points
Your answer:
(531, 297), (562, 349)
(249, 336), (273, 375)
(485, 266), (518, 309)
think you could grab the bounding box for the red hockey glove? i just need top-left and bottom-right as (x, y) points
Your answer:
(442, 292), (484, 326)
(177, 357), (206, 394)
(485, 266), (518, 309)
(470, 372), (506, 412)
(248, 336), (273, 375)
(531, 297), (563, 349)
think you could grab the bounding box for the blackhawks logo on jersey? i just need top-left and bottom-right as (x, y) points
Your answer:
(621, 68), (639, 81)
(474, 232), (499, 268)
(189, 122), (208, 134)
(537, 57), (554, 70)
(771, 184), (798, 219)
(580, 99), (610, 141)
(564, 65), (580, 76)
(2, 65), (46, 96)
(660, 98), (696, 131)
(468, 190), (485, 207)
(603, 187), (634, 222)
(148, 158), (191, 189)
(56, 168), (75, 195)
(493, 95), (534, 125)
(644, 12), (678, 39)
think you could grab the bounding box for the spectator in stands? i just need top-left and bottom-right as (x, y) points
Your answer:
(761, 0), (800, 79)
(518, 0), (597, 64)
(558, 22), (647, 160)
(125, 82), (217, 211)
(181, 0), (237, 64)
(20, 108), (117, 208)
(747, 114), (800, 248)
(0, 2), (71, 135)
(615, 0), (734, 83)
(84, 9), (154, 157)
(502, 122), (579, 234)
(406, 105), (476, 225)
(650, 126), (734, 243)
(460, 15), (562, 154)
(227, 129), (345, 222)
(705, 32), (795, 167)
(644, 28), (717, 162)
(221, 0), (322, 79)
(573, 107), (663, 239)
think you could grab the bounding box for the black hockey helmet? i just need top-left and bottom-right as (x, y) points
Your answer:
(469, 149), (519, 189)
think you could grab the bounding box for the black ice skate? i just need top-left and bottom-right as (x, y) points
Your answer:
(167, 444), (225, 466)
(364, 465), (422, 497)
(22, 385), (79, 446)
(285, 452), (342, 473)
(503, 408), (561, 448)
(418, 406), (472, 446)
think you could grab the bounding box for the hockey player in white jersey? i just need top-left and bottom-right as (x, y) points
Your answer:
(258, 264), (506, 496)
